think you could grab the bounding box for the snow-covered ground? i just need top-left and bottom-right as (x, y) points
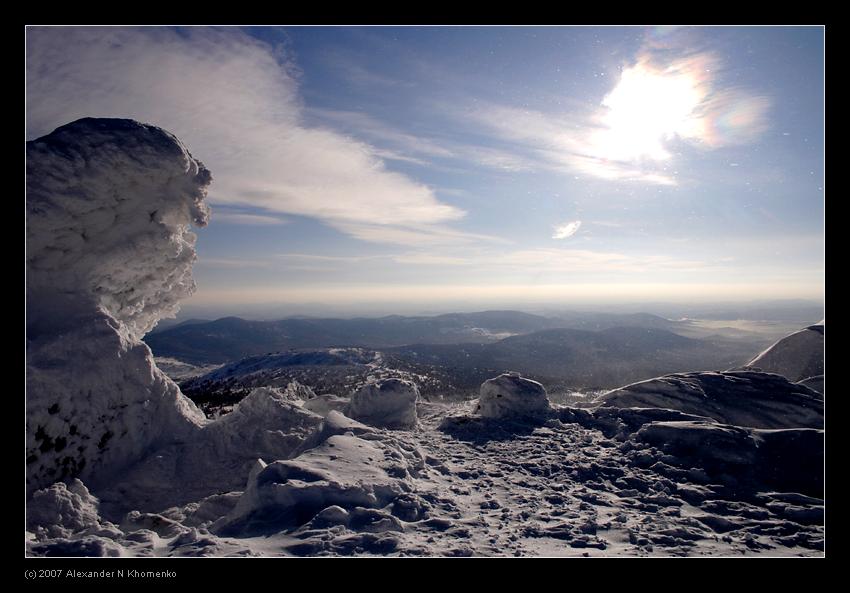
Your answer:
(27, 393), (824, 557)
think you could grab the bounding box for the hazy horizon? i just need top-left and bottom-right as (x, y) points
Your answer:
(27, 26), (824, 313)
(160, 297), (824, 324)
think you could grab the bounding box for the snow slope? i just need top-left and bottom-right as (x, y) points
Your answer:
(743, 322), (824, 383)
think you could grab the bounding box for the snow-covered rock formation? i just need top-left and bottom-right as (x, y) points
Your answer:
(347, 378), (420, 429)
(476, 372), (551, 419)
(26, 118), (211, 493)
(96, 386), (327, 514)
(596, 370), (823, 429)
(743, 322), (824, 383)
(214, 415), (426, 536)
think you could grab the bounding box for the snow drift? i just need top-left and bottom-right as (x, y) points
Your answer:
(26, 118), (212, 493)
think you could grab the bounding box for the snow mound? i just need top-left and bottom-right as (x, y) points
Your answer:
(348, 378), (420, 429)
(26, 118), (211, 493)
(743, 323), (824, 383)
(597, 370), (823, 429)
(214, 432), (424, 535)
(27, 479), (112, 540)
(476, 372), (551, 419)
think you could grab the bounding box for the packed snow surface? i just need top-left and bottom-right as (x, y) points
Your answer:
(477, 372), (551, 419)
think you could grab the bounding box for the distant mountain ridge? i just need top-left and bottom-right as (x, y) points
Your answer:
(385, 326), (757, 391)
(144, 310), (679, 364)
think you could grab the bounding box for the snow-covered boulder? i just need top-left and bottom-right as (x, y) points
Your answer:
(347, 378), (420, 429)
(214, 432), (424, 535)
(597, 370), (823, 429)
(26, 118), (212, 493)
(742, 322), (824, 383)
(476, 372), (551, 419)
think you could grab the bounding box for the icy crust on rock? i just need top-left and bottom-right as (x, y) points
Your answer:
(743, 323), (824, 383)
(26, 119), (211, 493)
(476, 372), (551, 419)
(596, 370), (823, 429)
(347, 378), (420, 429)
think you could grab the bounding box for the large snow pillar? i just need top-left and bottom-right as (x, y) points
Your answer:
(26, 118), (211, 494)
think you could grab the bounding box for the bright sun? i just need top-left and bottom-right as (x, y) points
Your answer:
(590, 56), (710, 163)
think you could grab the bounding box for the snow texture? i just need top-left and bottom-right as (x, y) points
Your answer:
(347, 378), (420, 429)
(743, 323), (824, 383)
(596, 370), (823, 429)
(26, 118), (211, 493)
(476, 372), (551, 419)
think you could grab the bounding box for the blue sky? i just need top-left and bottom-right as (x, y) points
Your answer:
(26, 26), (824, 316)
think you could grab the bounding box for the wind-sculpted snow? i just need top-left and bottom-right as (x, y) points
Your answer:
(743, 323), (824, 383)
(26, 119), (212, 494)
(27, 118), (211, 340)
(97, 386), (326, 513)
(596, 370), (823, 429)
(348, 378), (420, 429)
(476, 372), (551, 419)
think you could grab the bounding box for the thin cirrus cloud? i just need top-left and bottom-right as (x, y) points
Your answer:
(465, 50), (770, 185)
(25, 27), (470, 245)
(552, 220), (582, 240)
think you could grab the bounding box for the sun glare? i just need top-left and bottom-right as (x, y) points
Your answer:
(591, 56), (710, 163)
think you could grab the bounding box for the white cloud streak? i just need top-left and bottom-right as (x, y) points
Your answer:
(25, 27), (468, 244)
(552, 220), (582, 240)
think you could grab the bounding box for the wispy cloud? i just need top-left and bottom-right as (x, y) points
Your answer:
(25, 27), (467, 244)
(212, 212), (290, 226)
(552, 220), (582, 240)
